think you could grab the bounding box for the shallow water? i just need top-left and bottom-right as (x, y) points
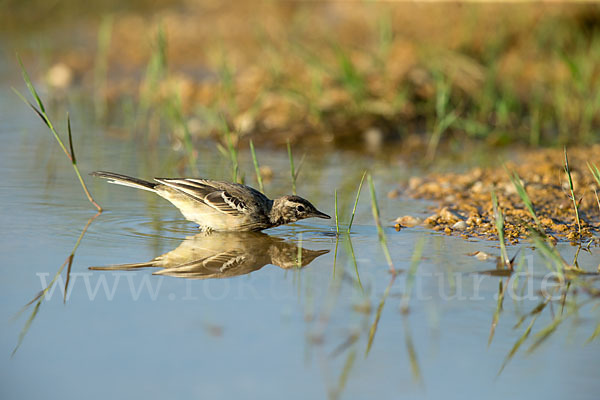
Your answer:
(1, 73), (600, 400)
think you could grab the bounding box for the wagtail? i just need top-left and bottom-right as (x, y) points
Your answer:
(91, 171), (331, 231)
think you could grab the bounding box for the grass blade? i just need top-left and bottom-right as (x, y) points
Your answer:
(17, 54), (45, 113)
(287, 140), (296, 195)
(330, 349), (357, 400)
(344, 236), (363, 292)
(488, 279), (507, 347)
(12, 211), (100, 356)
(15, 59), (102, 211)
(587, 162), (600, 213)
(400, 236), (425, 314)
(498, 315), (538, 376)
(528, 227), (568, 277)
(527, 316), (563, 353)
(588, 162), (600, 185)
(564, 147), (582, 235)
(403, 319), (423, 385)
(506, 167), (540, 226)
(366, 275), (395, 356)
(368, 173), (394, 272)
(587, 322), (600, 343)
(334, 190), (340, 234)
(249, 140), (264, 192)
(491, 190), (510, 268)
(347, 171), (366, 233)
(67, 113), (76, 165)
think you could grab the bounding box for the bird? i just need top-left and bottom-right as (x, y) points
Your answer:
(89, 231), (329, 280)
(91, 171), (331, 231)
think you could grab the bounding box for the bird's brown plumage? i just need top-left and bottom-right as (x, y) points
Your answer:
(91, 171), (330, 231)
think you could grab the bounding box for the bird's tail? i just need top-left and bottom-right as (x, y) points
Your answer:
(91, 171), (157, 192)
(89, 262), (155, 271)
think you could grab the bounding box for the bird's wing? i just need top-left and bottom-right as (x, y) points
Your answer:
(154, 251), (250, 278)
(155, 178), (250, 216)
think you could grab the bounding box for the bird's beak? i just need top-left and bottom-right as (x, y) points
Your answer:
(312, 210), (331, 219)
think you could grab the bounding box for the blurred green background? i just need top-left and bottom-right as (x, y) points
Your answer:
(5, 1), (600, 155)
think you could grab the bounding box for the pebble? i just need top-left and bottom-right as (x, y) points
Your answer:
(394, 215), (422, 227)
(439, 207), (462, 223)
(452, 221), (467, 231)
(46, 63), (73, 89)
(408, 177), (423, 191)
(387, 189), (400, 199)
(468, 251), (494, 261)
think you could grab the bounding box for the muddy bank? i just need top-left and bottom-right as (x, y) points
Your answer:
(399, 147), (600, 244)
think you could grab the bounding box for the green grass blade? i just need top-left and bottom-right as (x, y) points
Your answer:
(332, 236), (339, 278)
(564, 147), (581, 235)
(526, 316), (563, 353)
(400, 236), (425, 313)
(17, 54), (45, 113)
(66, 113), (76, 165)
(488, 279), (507, 346)
(588, 162), (600, 185)
(12, 211), (100, 356)
(498, 315), (538, 376)
(347, 171), (366, 233)
(368, 173), (394, 272)
(505, 167), (540, 226)
(366, 275), (395, 356)
(587, 322), (600, 343)
(345, 236), (363, 292)
(491, 190), (510, 268)
(403, 320), (423, 385)
(334, 189), (340, 234)
(249, 140), (264, 192)
(287, 140), (296, 195)
(335, 349), (356, 398)
(15, 60), (102, 211)
(588, 162), (600, 213)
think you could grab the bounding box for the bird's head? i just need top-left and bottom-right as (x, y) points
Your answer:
(270, 195), (331, 226)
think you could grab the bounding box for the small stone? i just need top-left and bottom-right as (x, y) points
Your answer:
(471, 181), (485, 193)
(394, 215), (422, 227)
(408, 177), (423, 191)
(363, 127), (384, 152)
(259, 165), (273, 182)
(444, 194), (456, 202)
(439, 207), (462, 223)
(234, 112), (256, 134)
(444, 227), (452, 235)
(424, 215), (439, 226)
(468, 251), (493, 261)
(541, 217), (553, 226)
(387, 189), (400, 199)
(452, 221), (467, 231)
(46, 63), (73, 89)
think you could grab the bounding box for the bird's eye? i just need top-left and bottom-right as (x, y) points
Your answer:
(296, 205), (305, 212)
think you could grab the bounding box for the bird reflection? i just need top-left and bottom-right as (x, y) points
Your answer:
(90, 232), (329, 280)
